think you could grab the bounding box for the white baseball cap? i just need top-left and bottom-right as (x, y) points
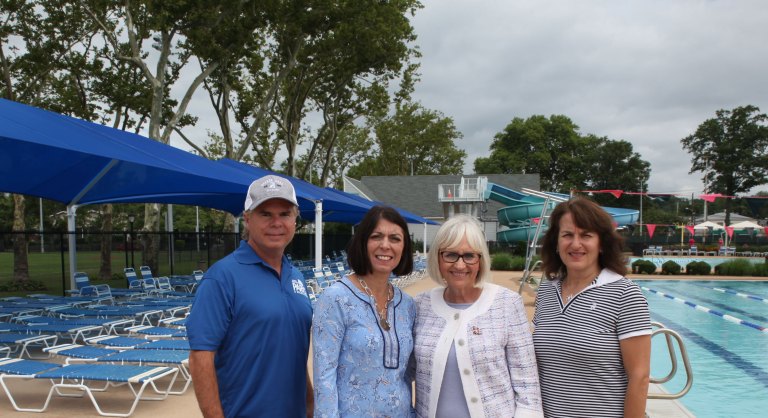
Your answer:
(244, 175), (299, 212)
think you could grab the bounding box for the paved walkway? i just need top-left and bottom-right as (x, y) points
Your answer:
(3, 271), (744, 417)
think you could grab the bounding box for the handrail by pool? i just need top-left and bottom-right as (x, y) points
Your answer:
(648, 321), (694, 400)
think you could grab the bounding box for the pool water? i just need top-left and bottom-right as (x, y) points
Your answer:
(638, 280), (768, 417)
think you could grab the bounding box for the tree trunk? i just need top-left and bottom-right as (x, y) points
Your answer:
(99, 204), (113, 280)
(12, 194), (29, 282)
(142, 203), (161, 274)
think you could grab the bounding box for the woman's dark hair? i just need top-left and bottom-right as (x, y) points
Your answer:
(347, 206), (414, 276)
(540, 196), (628, 279)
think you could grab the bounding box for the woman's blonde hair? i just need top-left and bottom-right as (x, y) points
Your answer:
(427, 214), (491, 287)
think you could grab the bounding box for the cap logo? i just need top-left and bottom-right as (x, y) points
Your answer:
(262, 178), (283, 192)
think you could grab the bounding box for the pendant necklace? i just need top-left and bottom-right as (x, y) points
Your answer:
(358, 276), (394, 331)
(562, 275), (599, 303)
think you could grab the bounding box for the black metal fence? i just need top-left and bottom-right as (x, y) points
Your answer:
(0, 230), (353, 295)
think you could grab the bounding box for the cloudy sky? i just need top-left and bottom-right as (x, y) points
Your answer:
(405, 0), (768, 196)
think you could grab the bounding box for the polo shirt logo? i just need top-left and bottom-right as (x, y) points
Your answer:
(292, 279), (307, 296)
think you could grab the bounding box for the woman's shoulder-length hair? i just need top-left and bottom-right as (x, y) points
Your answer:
(427, 214), (491, 287)
(540, 196), (628, 279)
(346, 206), (414, 277)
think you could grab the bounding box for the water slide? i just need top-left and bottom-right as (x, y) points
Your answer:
(486, 183), (639, 244)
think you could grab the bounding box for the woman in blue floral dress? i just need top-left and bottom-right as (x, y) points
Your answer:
(313, 206), (416, 417)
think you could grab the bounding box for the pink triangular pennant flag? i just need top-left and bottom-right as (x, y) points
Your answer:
(532, 217), (540, 224)
(686, 225), (694, 235)
(700, 193), (723, 203)
(605, 190), (623, 199)
(725, 226), (734, 238)
(646, 224), (656, 239)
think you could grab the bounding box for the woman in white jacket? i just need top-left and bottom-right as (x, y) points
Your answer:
(413, 215), (543, 418)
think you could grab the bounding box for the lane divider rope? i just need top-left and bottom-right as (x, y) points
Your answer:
(641, 286), (768, 333)
(705, 286), (768, 304)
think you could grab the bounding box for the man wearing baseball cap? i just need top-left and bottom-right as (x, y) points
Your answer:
(188, 175), (314, 417)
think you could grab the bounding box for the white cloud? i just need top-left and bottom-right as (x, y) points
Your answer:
(408, 0), (768, 195)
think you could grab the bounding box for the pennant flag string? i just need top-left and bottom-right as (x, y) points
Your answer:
(572, 190), (768, 200)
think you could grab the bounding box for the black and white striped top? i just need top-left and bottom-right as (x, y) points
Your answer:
(533, 269), (651, 418)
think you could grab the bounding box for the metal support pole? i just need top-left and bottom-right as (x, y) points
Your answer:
(66, 205), (77, 290)
(39, 198), (44, 253)
(315, 201), (323, 270)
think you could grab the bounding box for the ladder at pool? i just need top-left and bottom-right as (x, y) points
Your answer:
(517, 189), (568, 294)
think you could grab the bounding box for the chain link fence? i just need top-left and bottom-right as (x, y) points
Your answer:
(0, 230), (353, 295)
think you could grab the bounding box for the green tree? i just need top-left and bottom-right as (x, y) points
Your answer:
(347, 102), (466, 178)
(271, 0), (421, 178)
(84, 0), (262, 272)
(474, 115), (582, 192)
(580, 135), (651, 208)
(2, 0), (96, 283)
(475, 115), (650, 195)
(681, 105), (768, 225)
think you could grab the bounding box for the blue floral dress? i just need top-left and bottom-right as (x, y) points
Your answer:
(313, 276), (416, 418)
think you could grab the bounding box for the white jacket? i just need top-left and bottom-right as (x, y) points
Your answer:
(413, 283), (544, 418)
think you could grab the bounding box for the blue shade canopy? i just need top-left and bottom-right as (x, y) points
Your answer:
(218, 159), (375, 223)
(0, 98), (434, 226)
(0, 99), (251, 214)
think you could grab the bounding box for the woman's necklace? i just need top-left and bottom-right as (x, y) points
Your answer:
(562, 275), (599, 303)
(358, 276), (394, 331)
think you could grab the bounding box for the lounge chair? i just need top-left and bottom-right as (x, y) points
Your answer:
(126, 325), (187, 339)
(24, 323), (104, 344)
(0, 360), (178, 417)
(67, 272), (113, 300)
(44, 343), (121, 364)
(0, 333), (58, 359)
(93, 349), (191, 395)
(139, 266), (155, 281)
(85, 335), (152, 349)
(135, 340), (190, 351)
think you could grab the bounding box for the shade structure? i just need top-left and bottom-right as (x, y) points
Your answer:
(0, 99), (263, 285)
(729, 220), (762, 230)
(217, 159), (374, 223)
(0, 98), (252, 214)
(693, 221), (724, 230)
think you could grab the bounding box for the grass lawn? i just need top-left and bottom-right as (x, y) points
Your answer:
(0, 250), (208, 297)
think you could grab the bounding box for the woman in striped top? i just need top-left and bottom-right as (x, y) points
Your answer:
(533, 197), (651, 418)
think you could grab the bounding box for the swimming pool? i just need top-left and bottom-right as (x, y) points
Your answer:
(638, 280), (768, 417)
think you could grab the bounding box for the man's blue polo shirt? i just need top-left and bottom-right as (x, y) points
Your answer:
(187, 240), (312, 418)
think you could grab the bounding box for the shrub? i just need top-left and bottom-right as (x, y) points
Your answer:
(661, 260), (682, 275)
(509, 256), (527, 271)
(685, 261), (711, 275)
(174, 239), (186, 249)
(714, 259), (753, 276)
(491, 253), (514, 270)
(751, 263), (768, 277)
(491, 254), (537, 271)
(0, 279), (48, 292)
(631, 259), (644, 273)
(634, 260), (657, 274)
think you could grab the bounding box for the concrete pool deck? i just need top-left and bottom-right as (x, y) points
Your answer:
(3, 271), (759, 417)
